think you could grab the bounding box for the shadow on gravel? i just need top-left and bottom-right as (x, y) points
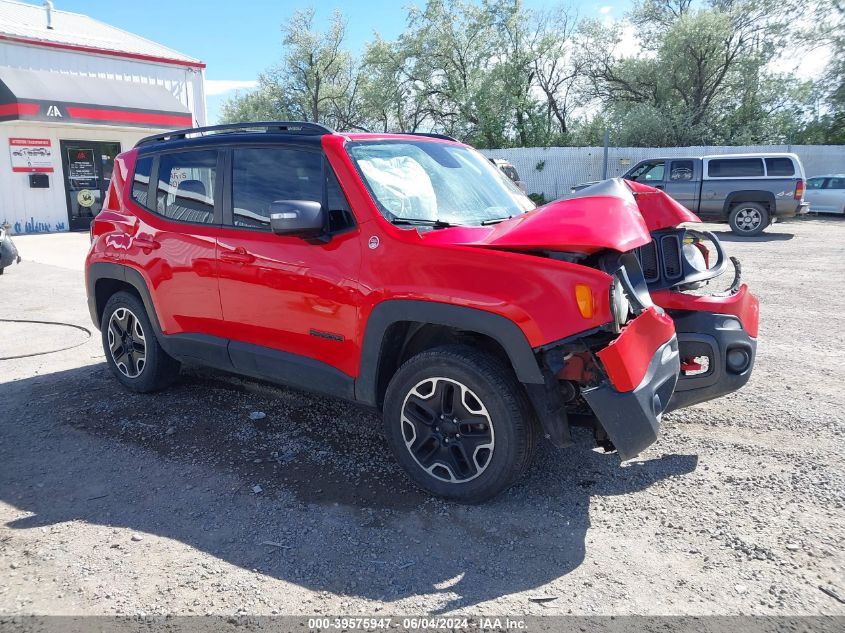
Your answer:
(0, 363), (698, 611)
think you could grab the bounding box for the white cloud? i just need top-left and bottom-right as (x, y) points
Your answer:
(599, 6), (612, 14)
(205, 80), (259, 96)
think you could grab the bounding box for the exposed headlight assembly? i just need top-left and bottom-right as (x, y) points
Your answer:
(609, 277), (631, 333)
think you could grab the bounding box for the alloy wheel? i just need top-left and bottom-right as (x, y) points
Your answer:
(735, 207), (763, 233)
(107, 307), (147, 378)
(400, 377), (495, 483)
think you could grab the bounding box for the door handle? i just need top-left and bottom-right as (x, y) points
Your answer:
(134, 235), (160, 250)
(653, 184), (665, 190)
(220, 246), (255, 264)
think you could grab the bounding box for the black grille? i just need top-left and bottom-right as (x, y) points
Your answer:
(637, 240), (659, 282)
(661, 235), (683, 279)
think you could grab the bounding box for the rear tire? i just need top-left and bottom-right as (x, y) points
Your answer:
(101, 291), (180, 393)
(383, 345), (536, 503)
(729, 203), (769, 237)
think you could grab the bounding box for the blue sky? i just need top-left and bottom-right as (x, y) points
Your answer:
(52, 0), (628, 122)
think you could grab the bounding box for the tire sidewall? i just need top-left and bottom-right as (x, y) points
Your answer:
(101, 292), (164, 392)
(729, 203), (769, 237)
(383, 349), (529, 502)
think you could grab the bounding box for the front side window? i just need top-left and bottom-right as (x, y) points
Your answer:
(827, 177), (845, 190)
(156, 150), (217, 224)
(346, 141), (534, 226)
(628, 161), (665, 182)
(232, 147), (322, 229)
(708, 158), (764, 178)
(131, 156), (153, 208)
(765, 157), (795, 177)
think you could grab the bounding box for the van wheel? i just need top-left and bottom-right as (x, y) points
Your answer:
(383, 345), (536, 503)
(729, 203), (769, 237)
(101, 291), (180, 393)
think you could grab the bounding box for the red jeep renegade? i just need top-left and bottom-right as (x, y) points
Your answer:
(85, 122), (759, 502)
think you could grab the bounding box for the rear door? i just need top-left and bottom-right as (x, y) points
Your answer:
(663, 159), (699, 210)
(215, 144), (362, 379)
(126, 149), (224, 339)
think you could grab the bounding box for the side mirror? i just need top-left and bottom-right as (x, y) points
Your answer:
(269, 200), (325, 238)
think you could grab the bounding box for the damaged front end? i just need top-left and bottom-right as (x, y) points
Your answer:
(530, 179), (759, 460)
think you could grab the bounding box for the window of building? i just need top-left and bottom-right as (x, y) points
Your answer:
(232, 147), (322, 229)
(156, 150), (218, 224)
(707, 158), (764, 178)
(131, 156), (153, 208)
(765, 157), (795, 176)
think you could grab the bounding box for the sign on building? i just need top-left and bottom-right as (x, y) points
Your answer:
(8, 138), (54, 173)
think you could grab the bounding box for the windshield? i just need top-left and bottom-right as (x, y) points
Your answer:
(346, 140), (535, 226)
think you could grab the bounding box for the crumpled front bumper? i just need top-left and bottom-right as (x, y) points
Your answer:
(652, 284), (759, 411)
(581, 307), (680, 460)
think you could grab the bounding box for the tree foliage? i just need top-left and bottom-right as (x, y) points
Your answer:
(220, 0), (841, 148)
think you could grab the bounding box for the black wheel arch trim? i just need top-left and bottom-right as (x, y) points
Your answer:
(88, 262), (165, 337)
(355, 299), (545, 407)
(723, 191), (775, 217)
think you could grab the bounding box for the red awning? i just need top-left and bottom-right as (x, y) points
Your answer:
(0, 66), (194, 128)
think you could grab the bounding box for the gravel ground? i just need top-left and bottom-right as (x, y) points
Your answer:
(0, 216), (843, 617)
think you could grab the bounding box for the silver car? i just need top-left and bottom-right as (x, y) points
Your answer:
(806, 174), (845, 214)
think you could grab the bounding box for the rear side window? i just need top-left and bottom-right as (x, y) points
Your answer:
(232, 147), (322, 229)
(828, 178), (845, 190)
(131, 156), (153, 208)
(670, 160), (694, 181)
(707, 158), (764, 178)
(807, 178), (825, 189)
(156, 151), (218, 224)
(765, 157), (795, 176)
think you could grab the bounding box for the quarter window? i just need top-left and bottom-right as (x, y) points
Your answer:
(232, 147), (322, 229)
(765, 157), (795, 176)
(131, 156), (153, 209)
(156, 151), (218, 224)
(707, 158), (764, 178)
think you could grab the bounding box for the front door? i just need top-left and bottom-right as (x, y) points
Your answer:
(216, 145), (361, 378)
(663, 159), (698, 211)
(61, 140), (121, 231)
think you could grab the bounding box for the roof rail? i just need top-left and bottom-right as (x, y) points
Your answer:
(135, 121), (335, 148)
(405, 132), (460, 142)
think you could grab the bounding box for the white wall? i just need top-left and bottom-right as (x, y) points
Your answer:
(0, 41), (206, 126)
(0, 121), (150, 233)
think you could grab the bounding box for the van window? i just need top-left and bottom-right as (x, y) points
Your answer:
(131, 156), (153, 209)
(707, 158), (764, 178)
(156, 151), (217, 224)
(232, 147), (322, 230)
(765, 157), (795, 177)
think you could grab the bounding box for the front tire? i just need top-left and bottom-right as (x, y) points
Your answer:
(729, 203), (769, 237)
(101, 291), (180, 393)
(383, 345), (536, 503)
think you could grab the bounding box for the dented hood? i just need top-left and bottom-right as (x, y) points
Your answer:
(422, 178), (700, 254)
